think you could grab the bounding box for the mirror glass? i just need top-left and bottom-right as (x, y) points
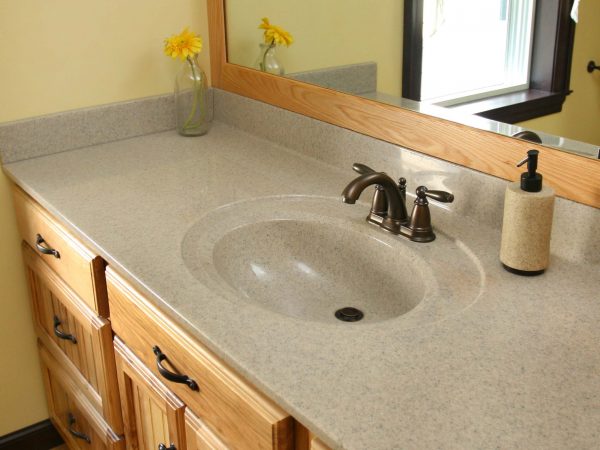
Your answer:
(225, 0), (600, 160)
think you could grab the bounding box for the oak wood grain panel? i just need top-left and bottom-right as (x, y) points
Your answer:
(114, 337), (186, 450)
(107, 268), (294, 450)
(12, 186), (109, 316)
(208, 0), (225, 87)
(39, 341), (125, 450)
(23, 243), (123, 434)
(185, 409), (229, 450)
(207, 0), (600, 209)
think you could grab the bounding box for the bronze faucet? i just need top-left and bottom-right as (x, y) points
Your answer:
(341, 163), (454, 242)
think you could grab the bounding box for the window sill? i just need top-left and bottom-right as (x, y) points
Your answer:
(446, 89), (571, 124)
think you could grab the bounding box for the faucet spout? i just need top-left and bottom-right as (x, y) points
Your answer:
(341, 172), (408, 223)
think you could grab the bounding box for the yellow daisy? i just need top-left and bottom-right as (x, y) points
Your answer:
(259, 17), (293, 47)
(164, 27), (203, 60)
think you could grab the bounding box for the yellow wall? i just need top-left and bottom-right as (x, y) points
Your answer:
(226, 0), (404, 97)
(0, 175), (47, 435)
(518, 1), (600, 146)
(0, 0), (210, 436)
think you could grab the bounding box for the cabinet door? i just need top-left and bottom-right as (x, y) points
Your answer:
(39, 342), (124, 450)
(114, 336), (186, 450)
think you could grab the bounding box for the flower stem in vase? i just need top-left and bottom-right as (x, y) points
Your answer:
(261, 40), (275, 72)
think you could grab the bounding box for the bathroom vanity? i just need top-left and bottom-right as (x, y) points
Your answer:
(1, 1), (599, 447)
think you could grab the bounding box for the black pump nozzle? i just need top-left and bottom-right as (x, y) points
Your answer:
(516, 149), (543, 192)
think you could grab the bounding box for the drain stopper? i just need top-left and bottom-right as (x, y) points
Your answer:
(335, 307), (364, 322)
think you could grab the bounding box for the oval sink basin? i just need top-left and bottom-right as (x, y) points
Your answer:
(212, 220), (426, 322)
(182, 196), (484, 325)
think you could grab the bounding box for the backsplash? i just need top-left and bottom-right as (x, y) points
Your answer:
(0, 95), (176, 164)
(1, 89), (598, 265)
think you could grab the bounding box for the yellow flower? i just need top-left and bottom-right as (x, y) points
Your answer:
(164, 27), (203, 60)
(259, 17), (293, 47)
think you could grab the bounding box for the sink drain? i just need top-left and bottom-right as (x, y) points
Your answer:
(335, 307), (364, 322)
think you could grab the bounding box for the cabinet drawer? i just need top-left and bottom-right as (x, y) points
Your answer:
(185, 409), (228, 450)
(39, 341), (125, 450)
(12, 186), (108, 316)
(24, 243), (123, 434)
(107, 268), (293, 450)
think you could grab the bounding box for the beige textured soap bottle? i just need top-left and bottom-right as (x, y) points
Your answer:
(500, 150), (554, 275)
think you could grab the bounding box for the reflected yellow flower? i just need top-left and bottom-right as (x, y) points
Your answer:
(259, 17), (293, 47)
(164, 27), (203, 60)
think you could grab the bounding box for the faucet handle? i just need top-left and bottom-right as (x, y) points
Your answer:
(417, 186), (454, 203)
(408, 187), (454, 243)
(352, 163), (376, 174)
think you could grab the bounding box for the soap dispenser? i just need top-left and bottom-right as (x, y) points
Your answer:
(500, 150), (555, 275)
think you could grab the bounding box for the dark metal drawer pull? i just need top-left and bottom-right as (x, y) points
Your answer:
(53, 316), (77, 344)
(158, 444), (177, 450)
(153, 346), (199, 391)
(36, 234), (60, 259)
(67, 413), (91, 443)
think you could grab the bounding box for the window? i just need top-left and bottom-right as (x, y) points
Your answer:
(403, 0), (576, 123)
(420, 0), (535, 105)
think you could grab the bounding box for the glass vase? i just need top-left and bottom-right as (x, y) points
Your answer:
(175, 55), (211, 136)
(254, 43), (285, 75)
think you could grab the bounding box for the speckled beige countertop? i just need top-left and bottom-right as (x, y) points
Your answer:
(3, 99), (600, 449)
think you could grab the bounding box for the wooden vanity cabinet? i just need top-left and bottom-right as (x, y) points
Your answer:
(107, 268), (294, 450)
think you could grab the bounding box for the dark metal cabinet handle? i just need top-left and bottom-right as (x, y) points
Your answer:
(153, 346), (199, 391)
(158, 444), (177, 450)
(67, 413), (91, 443)
(35, 234), (60, 258)
(53, 316), (77, 344)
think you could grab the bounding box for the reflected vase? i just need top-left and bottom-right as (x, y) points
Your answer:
(175, 55), (211, 136)
(254, 43), (285, 75)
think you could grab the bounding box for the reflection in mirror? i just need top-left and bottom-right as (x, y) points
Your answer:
(416, 0), (535, 105)
(225, 0), (600, 160)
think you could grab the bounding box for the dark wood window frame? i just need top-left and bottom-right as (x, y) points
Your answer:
(402, 0), (576, 123)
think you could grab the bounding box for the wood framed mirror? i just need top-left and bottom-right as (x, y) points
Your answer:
(207, 0), (600, 208)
